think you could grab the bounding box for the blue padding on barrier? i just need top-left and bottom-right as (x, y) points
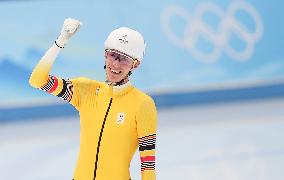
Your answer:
(0, 104), (77, 123)
(152, 83), (284, 108)
(1, 83), (284, 122)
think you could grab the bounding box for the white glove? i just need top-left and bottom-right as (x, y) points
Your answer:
(55, 18), (83, 48)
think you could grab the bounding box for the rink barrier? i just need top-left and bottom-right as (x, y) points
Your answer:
(1, 82), (284, 122)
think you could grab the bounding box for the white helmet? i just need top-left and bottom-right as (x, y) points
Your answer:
(104, 27), (146, 62)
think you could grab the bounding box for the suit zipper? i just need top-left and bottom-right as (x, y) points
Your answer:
(93, 98), (113, 180)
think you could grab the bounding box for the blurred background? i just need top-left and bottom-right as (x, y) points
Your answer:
(0, 0), (284, 179)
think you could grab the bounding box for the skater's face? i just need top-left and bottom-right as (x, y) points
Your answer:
(105, 49), (140, 83)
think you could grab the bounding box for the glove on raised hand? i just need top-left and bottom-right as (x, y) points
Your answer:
(55, 18), (83, 48)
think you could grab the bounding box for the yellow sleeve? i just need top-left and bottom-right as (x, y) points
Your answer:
(29, 58), (81, 110)
(136, 97), (158, 180)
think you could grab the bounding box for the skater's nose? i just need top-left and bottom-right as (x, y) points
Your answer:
(112, 58), (120, 67)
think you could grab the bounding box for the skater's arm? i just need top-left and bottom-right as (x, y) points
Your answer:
(136, 97), (158, 180)
(29, 43), (62, 89)
(29, 18), (82, 108)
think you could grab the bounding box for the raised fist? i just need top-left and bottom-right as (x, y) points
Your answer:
(55, 18), (83, 48)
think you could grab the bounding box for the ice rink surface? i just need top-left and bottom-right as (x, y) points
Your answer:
(1, 98), (284, 180)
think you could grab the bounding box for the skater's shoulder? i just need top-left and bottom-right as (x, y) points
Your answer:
(70, 77), (101, 86)
(132, 87), (154, 102)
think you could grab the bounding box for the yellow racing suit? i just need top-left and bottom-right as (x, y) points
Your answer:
(29, 57), (157, 180)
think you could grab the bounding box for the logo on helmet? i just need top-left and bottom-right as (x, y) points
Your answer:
(119, 35), (129, 44)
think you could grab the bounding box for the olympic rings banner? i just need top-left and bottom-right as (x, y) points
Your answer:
(0, 0), (283, 105)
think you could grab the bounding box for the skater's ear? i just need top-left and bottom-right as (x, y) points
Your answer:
(132, 60), (140, 69)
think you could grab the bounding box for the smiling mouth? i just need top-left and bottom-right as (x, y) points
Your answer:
(110, 67), (121, 74)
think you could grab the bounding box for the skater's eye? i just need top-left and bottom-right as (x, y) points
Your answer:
(119, 56), (127, 62)
(109, 53), (116, 57)
(120, 56), (133, 64)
